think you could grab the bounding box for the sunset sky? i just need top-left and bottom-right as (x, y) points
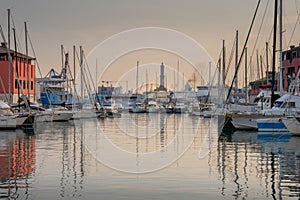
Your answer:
(1, 0), (300, 88)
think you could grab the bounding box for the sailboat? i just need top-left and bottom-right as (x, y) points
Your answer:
(130, 61), (147, 113)
(0, 100), (27, 129)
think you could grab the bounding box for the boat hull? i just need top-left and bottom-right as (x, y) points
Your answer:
(282, 117), (300, 135)
(257, 118), (288, 132)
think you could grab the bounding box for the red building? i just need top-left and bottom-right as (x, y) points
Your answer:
(0, 42), (35, 103)
(282, 45), (300, 91)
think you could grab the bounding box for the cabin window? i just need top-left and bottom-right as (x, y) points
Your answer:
(58, 95), (62, 101)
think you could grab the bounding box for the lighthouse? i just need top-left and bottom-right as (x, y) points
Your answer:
(160, 62), (165, 89)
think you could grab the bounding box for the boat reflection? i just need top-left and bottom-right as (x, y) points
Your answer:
(216, 131), (300, 199)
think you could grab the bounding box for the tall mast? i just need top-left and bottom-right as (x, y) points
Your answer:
(256, 49), (260, 81)
(25, 22), (30, 100)
(13, 28), (20, 109)
(266, 42), (269, 83)
(260, 55), (264, 84)
(222, 40), (226, 86)
(271, 0), (278, 107)
(80, 46), (83, 101)
(73, 45), (76, 84)
(8, 9), (11, 104)
(136, 61), (139, 94)
(61, 44), (64, 70)
(209, 61), (211, 86)
(235, 30), (239, 89)
(146, 69), (148, 101)
(177, 60), (179, 91)
(245, 47), (248, 103)
(279, 0), (283, 93)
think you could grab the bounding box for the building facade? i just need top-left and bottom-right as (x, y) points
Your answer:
(0, 42), (35, 103)
(282, 45), (300, 91)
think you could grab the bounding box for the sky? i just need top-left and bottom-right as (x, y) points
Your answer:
(0, 0), (300, 89)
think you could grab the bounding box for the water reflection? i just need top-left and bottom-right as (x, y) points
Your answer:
(0, 130), (35, 199)
(217, 131), (300, 199)
(34, 121), (84, 198)
(0, 115), (299, 199)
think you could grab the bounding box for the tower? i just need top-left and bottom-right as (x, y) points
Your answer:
(160, 62), (165, 89)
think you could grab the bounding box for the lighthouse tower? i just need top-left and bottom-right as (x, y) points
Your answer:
(159, 62), (165, 89)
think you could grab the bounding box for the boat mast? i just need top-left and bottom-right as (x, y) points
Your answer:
(235, 30), (239, 89)
(266, 42), (269, 84)
(279, 0), (283, 94)
(136, 61), (139, 94)
(7, 9), (11, 104)
(80, 46), (83, 102)
(245, 47), (248, 103)
(73, 45), (76, 84)
(209, 61), (211, 87)
(271, 0), (278, 108)
(12, 28), (20, 110)
(61, 44), (64, 70)
(222, 40), (226, 87)
(25, 22), (30, 101)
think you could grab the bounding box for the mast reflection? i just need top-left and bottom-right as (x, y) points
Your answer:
(216, 131), (300, 199)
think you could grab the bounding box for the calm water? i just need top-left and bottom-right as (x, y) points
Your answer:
(0, 113), (299, 199)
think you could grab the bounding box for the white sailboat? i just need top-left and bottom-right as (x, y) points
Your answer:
(0, 101), (27, 129)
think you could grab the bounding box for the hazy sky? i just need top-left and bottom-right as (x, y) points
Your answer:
(0, 0), (300, 87)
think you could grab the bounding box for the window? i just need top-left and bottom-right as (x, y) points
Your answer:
(14, 79), (18, 89)
(23, 65), (25, 78)
(31, 65), (34, 78)
(31, 81), (34, 90)
(23, 80), (26, 89)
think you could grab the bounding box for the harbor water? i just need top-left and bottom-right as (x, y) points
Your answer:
(0, 113), (299, 199)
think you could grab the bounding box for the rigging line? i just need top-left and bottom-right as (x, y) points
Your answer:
(249, 0), (270, 61)
(83, 53), (98, 94)
(226, 0), (261, 105)
(27, 30), (43, 78)
(10, 13), (23, 53)
(224, 35), (236, 83)
(75, 47), (94, 104)
(287, 0), (300, 47)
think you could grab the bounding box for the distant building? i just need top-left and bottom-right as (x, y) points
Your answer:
(0, 42), (35, 103)
(282, 45), (300, 91)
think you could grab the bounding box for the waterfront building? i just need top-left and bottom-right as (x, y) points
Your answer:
(0, 42), (35, 103)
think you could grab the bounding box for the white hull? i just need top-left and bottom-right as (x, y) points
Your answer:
(72, 110), (98, 119)
(0, 115), (18, 129)
(35, 112), (53, 122)
(230, 115), (259, 130)
(0, 115), (27, 129)
(282, 117), (300, 135)
(52, 111), (73, 121)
